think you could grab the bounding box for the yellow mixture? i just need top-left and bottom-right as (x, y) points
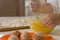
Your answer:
(29, 19), (54, 34)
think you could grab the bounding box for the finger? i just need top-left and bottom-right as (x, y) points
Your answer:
(42, 17), (47, 25)
(31, 6), (37, 9)
(49, 24), (56, 28)
(30, 6), (37, 12)
(31, 9), (37, 12)
(30, 3), (37, 8)
(30, 0), (39, 2)
(30, 2), (38, 4)
(43, 17), (50, 25)
(30, 3), (38, 12)
(30, 2), (39, 7)
(46, 21), (53, 26)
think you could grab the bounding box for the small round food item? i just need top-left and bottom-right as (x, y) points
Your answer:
(33, 32), (45, 40)
(11, 31), (21, 39)
(8, 35), (19, 40)
(0, 32), (54, 40)
(21, 32), (31, 40)
(11, 31), (21, 36)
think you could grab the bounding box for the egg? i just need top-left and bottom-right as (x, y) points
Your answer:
(11, 31), (21, 39)
(11, 31), (21, 36)
(33, 32), (45, 40)
(8, 35), (19, 40)
(21, 32), (31, 40)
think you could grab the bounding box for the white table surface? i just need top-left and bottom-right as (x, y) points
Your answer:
(0, 17), (60, 40)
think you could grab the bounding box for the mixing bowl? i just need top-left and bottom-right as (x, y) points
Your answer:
(27, 16), (55, 34)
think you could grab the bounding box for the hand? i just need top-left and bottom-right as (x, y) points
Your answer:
(30, 0), (53, 13)
(42, 13), (60, 28)
(39, 2), (53, 13)
(30, 0), (40, 13)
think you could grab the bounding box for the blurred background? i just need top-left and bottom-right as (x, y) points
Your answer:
(0, 0), (25, 16)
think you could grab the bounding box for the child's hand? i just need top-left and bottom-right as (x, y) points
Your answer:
(42, 13), (60, 28)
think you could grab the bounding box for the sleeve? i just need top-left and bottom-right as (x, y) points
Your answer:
(57, 0), (60, 13)
(47, 0), (59, 13)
